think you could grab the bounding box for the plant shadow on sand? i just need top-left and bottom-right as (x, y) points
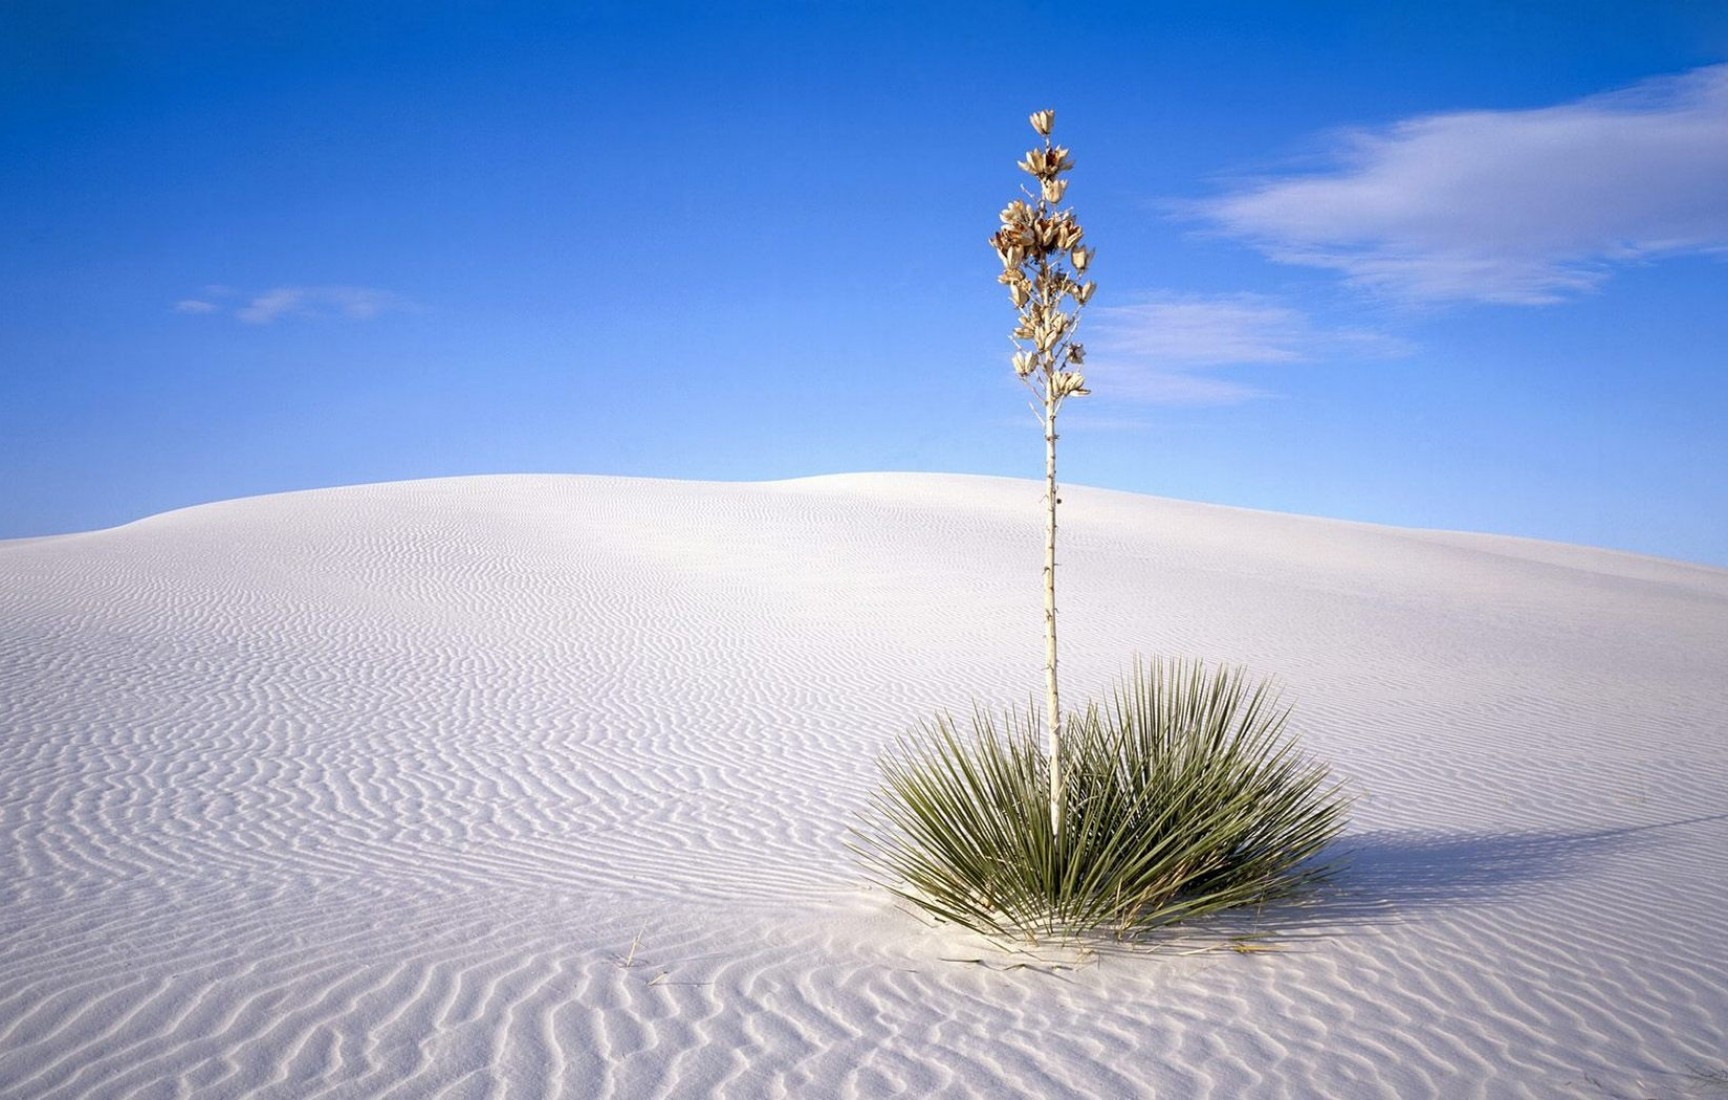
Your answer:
(1202, 811), (1728, 944)
(927, 813), (1728, 965)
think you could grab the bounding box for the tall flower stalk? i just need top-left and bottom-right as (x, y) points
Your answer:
(990, 109), (1096, 842)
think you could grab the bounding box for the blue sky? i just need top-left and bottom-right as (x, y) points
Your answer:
(4, 2), (1726, 566)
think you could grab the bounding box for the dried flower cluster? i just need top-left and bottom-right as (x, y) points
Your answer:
(991, 109), (1096, 406)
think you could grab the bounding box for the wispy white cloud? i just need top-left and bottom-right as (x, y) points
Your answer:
(1193, 63), (1728, 304)
(234, 288), (307, 324)
(174, 285), (416, 323)
(1082, 292), (1405, 405)
(235, 285), (414, 323)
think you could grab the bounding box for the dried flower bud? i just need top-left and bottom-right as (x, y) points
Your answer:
(999, 200), (1035, 228)
(1029, 109), (1055, 136)
(1018, 146), (1075, 180)
(1009, 281), (1030, 308)
(991, 228), (1029, 268)
(1072, 246), (1092, 272)
(1035, 311), (1069, 352)
(1074, 281), (1096, 304)
(1054, 371), (1089, 397)
(1067, 343), (1085, 365)
(1013, 350), (1035, 377)
(1041, 178), (1068, 205)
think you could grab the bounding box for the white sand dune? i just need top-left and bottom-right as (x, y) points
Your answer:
(2, 472), (1725, 1098)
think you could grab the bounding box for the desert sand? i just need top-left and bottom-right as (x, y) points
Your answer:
(2, 472), (1725, 1098)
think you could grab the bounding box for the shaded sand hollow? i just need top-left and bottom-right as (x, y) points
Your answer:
(2, 473), (1725, 1098)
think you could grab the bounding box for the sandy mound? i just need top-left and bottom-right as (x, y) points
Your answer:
(3, 473), (1724, 1097)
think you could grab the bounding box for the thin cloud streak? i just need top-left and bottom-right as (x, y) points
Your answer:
(174, 285), (416, 323)
(1084, 292), (1405, 405)
(1193, 63), (1728, 304)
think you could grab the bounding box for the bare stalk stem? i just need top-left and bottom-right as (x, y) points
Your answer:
(1044, 387), (1063, 841)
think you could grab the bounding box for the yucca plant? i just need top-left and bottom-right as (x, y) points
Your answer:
(854, 111), (1346, 944)
(854, 659), (1348, 942)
